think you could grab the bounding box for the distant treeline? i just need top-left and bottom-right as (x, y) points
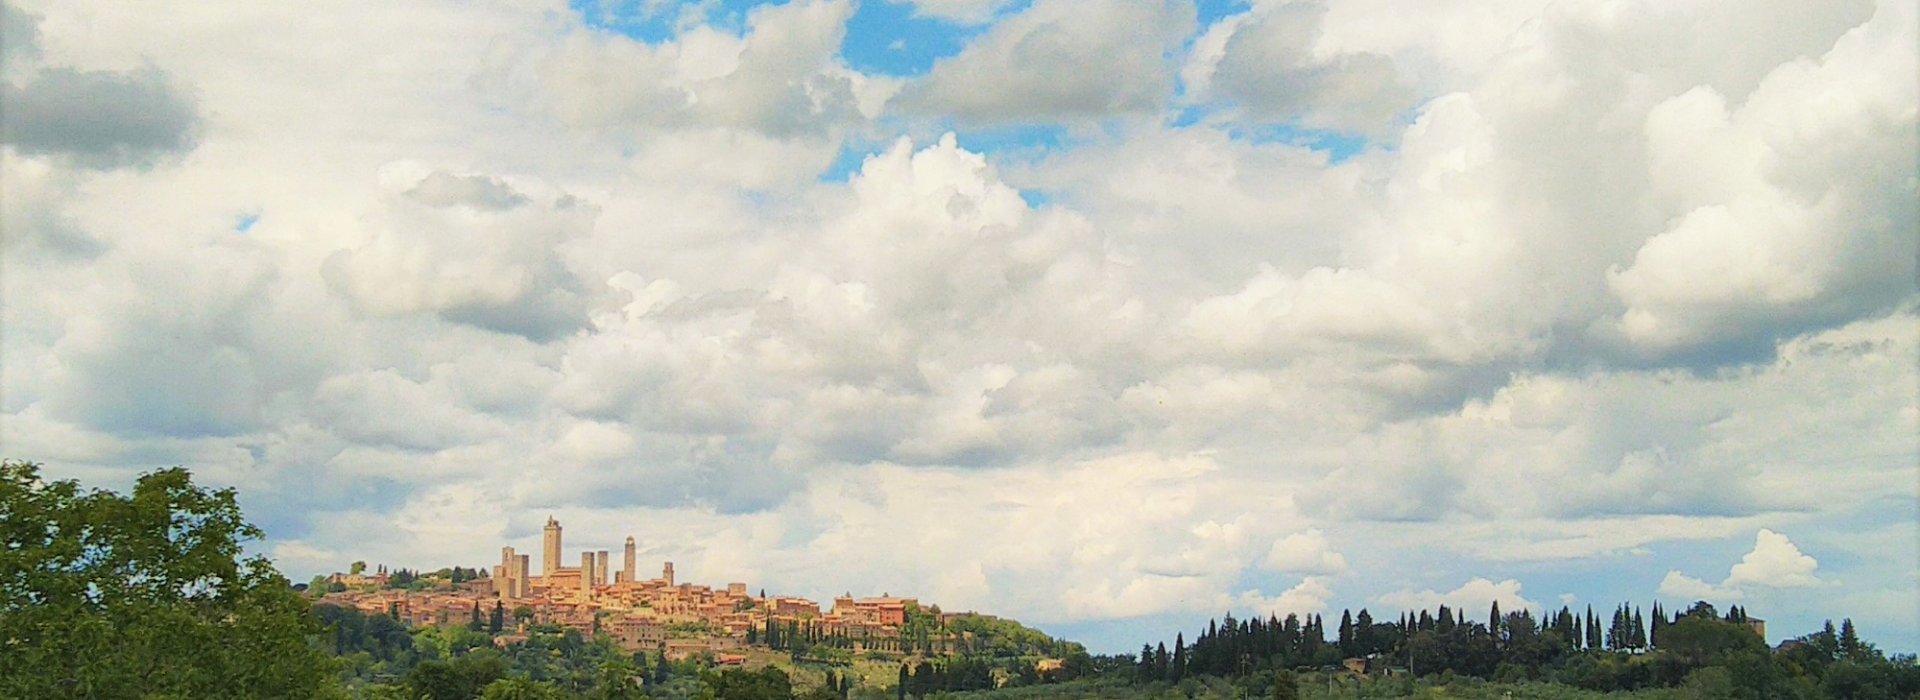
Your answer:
(1127, 600), (1918, 698)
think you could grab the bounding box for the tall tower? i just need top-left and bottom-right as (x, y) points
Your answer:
(581, 552), (595, 596)
(663, 561), (674, 587)
(623, 537), (636, 584)
(595, 551), (610, 586)
(543, 517), (562, 577)
(497, 546), (518, 598)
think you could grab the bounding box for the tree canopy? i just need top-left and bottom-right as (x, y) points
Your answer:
(0, 459), (333, 698)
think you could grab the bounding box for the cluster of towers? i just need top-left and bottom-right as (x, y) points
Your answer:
(495, 547), (531, 598)
(501, 516), (671, 600)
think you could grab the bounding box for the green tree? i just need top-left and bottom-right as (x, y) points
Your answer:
(0, 460), (334, 698)
(1659, 614), (1765, 669)
(480, 678), (564, 700)
(1269, 669), (1300, 700)
(1169, 633), (1186, 682)
(704, 666), (794, 700)
(407, 651), (509, 700)
(1488, 601), (1501, 644)
(594, 658), (646, 700)
(1839, 618), (1867, 660)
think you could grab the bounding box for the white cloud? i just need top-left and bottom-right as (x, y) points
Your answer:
(1603, 0), (1916, 359)
(529, 0), (864, 137)
(1233, 577), (1334, 618)
(1727, 529), (1824, 589)
(1377, 578), (1538, 616)
(320, 165), (595, 341)
(900, 0), (1193, 123)
(1187, 0), (1415, 134)
(1657, 571), (1743, 602)
(1263, 529), (1348, 575)
(1659, 529), (1824, 603)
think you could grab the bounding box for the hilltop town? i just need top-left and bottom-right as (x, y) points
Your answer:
(314, 517), (997, 667)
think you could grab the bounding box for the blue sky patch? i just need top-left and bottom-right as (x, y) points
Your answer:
(819, 139), (882, 183)
(570, 0), (779, 42)
(571, 0), (988, 78)
(842, 0), (982, 76)
(949, 123), (1069, 159)
(1194, 0), (1249, 27)
(1235, 123), (1374, 163)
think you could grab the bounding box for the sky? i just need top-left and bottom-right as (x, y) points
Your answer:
(1, 0), (1915, 655)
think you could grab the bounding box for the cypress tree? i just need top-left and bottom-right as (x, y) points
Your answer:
(1170, 633), (1187, 682)
(1355, 609), (1375, 656)
(1839, 619), (1862, 659)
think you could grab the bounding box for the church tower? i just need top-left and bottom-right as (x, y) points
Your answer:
(543, 516), (563, 577)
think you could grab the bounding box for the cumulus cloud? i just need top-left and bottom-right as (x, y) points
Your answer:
(1187, 0), (1414, 134)
(531, 0), (863, 136)
(1727, 530), (1823, 588)
(899, 0), (1193, 123)
(1657, 572), (1743, 602)
(2, 66), (200, 169)
(551, 133), (1144, 469)
(1378, 578), (1538, 615)
(29, 238), (324, 438)
(1658, 529), (1824, 603)
(1602, 0), (1917, 362)
(1263, 529), (1348, 575)
(1234, 577), (1334, 618)
(2, 2), (39, 63)
(321, 165), (594, 341)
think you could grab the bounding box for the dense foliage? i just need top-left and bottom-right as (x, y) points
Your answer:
(1129, 601), (1920, 699)
(0, 459), (334, 698)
